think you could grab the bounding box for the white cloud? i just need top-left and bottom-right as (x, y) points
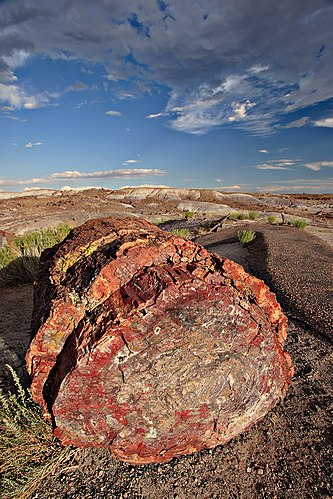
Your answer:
(313, 117), (333, 128)
(256, 159), (298, 170)
(24, 101), (43, 109)
(214, 178), (223, 182)
(0, 82), (54, 109)
(250, 65), (269, 74)
(258, 149), (269, 154)
(24, 141), (43, 148)
(304, 161), (333, 171)
(0, 168), (166, 187)
(123, 159), (139, 164)
(0, 83), (24, 107)
(105, 110), (122, 116)
(228, 100), (256, 122)
(256, 164), (291, 171)
(146, 112), (163, 119)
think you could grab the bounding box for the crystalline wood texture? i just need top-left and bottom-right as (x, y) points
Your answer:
(26, 217), (293, 464)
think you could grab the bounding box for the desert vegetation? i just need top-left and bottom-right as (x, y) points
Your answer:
(184, 210), (195, 220)
(249, 210), (259, 220)
(238, 229), (256, 246)
(0, 366), (73, 499)
(170, 228), (190, 238)
(290, 219), (308, 229)
(229, 211), (246, 221)
(267, 215), (277, 225)
(0, 223), (71, 287)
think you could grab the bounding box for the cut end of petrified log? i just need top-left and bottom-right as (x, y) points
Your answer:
(26, 217), (293, 464)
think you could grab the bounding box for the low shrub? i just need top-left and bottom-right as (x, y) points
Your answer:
(267, 215), (277, 225)
(184, 210), (194, 220)
(230, 212), (246, 221)
(290, 219), (308, 229)
(170, 228), (190, 238)
(238, 229), (256, 246)
(249, 211), (259, 220)
(0, 366), (73, 499)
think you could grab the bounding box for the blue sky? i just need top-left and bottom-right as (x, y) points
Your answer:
(1, 0), (333, 193)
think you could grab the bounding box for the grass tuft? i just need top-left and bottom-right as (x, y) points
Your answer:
(0, 366), (73, 499)
(290, 219), (308, 229)
(170, 228), (190, 238)
(267, 215), (277, 225)
(238, 229), (256, 246)
(249, 211), (259, 220)
(184, 210), (195, 220)
(230, 212), (246, 221)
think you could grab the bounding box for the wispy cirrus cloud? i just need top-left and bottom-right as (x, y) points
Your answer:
(257, 177), (333, 193)
(0, 168), (166, 187)
(2, 113), (26, 122)
(304, 161), (333, 171)
(283, 117), (310, 128)
(256, 159), (298, 170)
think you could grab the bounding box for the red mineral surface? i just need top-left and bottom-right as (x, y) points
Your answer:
(26, 217), (293, 464)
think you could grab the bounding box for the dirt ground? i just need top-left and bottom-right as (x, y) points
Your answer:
(0, 220), (332, 498)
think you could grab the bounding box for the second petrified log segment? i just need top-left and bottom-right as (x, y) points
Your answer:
(26, 217), (293, 464)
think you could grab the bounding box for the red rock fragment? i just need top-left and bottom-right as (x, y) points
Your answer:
(26, 217), (293, 464)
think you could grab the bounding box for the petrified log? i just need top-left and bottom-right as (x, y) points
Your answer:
(26, 217), (293, 464)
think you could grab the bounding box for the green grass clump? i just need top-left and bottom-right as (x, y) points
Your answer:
(0, 366), (73, 499)
(13, 223), (71, 257)
(184, 210), (195, 220)
(0, 244), (16, 269)
(0, 224), (71, 287)
(171, 228), (190, 238)
(249, 211), (259, 220)
(238, 229), (256, 246)
(290, 219), (308, 229)
(267, 215), (277, 225)
(230, 212), (246, 221)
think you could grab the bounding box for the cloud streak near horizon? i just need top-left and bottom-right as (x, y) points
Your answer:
(0, 168), (166, 187)
(0, 0), (332, 135)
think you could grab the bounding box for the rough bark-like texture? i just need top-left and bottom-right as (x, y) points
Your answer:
(26, 217), (293, 464)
